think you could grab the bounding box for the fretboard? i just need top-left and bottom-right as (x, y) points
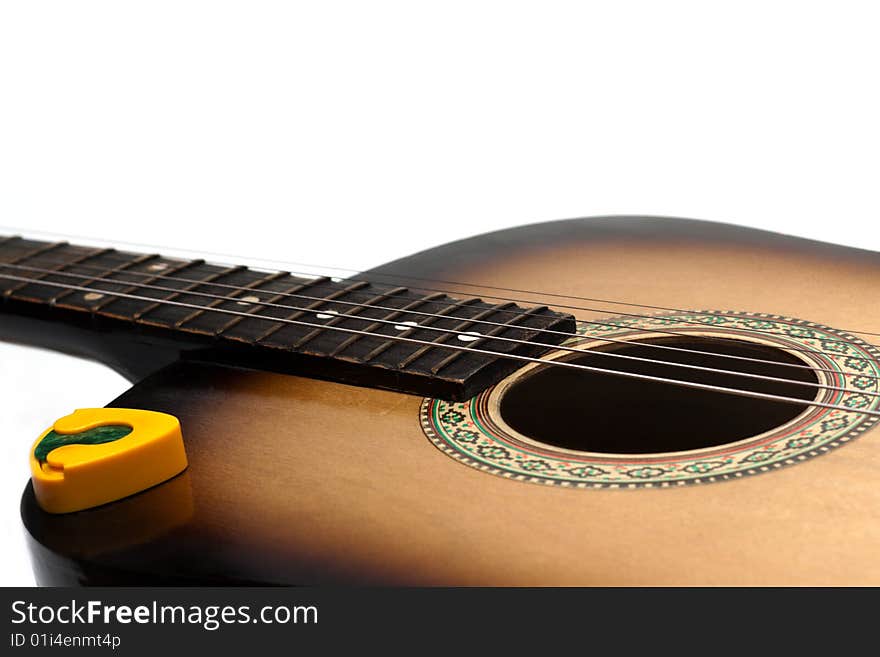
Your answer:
(0, 236), (577, 400)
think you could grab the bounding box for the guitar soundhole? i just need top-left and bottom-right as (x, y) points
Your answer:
(498, 337), (820, 454)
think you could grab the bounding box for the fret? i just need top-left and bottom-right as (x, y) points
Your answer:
(149, 267), (277, 333)
(363, 298), (482, 363)
(216, 276), (333, 342)
(396, 302), (518, 369)
(58, 258), (203, 315)
(94, 258), (202, 309)
(428, 305), (549, 374)
(133, 264), (246, 325)
(329, 292), (447, 358)
(1, 247), (113, 297)
(174, 270), (290, 331)
(0, 238), (58, 289)
(0, 235), (21, 279)
(256, 280), (371, 345)
(0, 242), (69, 296)
(84, 258), (205, 315)
(50, 253), (161, 305)
(0, 240), (67, 265)
(290, 286), (408, 349)
(0, 242), (89, 299)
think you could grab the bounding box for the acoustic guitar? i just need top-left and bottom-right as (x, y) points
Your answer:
(3, 215), (880, 585)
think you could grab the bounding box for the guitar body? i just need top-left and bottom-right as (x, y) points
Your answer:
(19, 216), (880, 585)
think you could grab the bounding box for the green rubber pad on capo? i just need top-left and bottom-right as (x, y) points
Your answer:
(34, 425), (133, 463)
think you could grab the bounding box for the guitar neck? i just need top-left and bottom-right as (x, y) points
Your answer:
(0, 235), (576, 400)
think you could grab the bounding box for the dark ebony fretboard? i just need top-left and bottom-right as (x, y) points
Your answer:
(0, 236), (577, 400)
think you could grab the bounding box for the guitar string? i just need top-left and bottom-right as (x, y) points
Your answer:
(0, 265), (880, 390)
(0, 250), (875, 367)
(3, 228), (879, 342)
(3, 270), (878, 417)
(261, 258), (880, 339)
(1, 258), (870, 377)
(0, 254), (880, 379)
(1, 270), (879, 411)
(1, 261), (873, 396)
(0, 241), (871, 352)
(3, 256), (880, 387)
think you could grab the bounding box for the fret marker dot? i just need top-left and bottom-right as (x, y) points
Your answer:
(236, 295), (261, 306)
(316, 310), (339, 319)
(457, 331), (482, 342)
(395, 321), (419, 331)
(147, 263), (168, 272)
(83, 292), (104, 301)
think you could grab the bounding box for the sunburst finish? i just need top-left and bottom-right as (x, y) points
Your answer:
(16, 216), (880, 585)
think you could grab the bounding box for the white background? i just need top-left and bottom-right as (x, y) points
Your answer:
(1, 1), (879, 585)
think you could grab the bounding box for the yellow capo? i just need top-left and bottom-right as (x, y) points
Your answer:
(29, 408), (187, 514)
